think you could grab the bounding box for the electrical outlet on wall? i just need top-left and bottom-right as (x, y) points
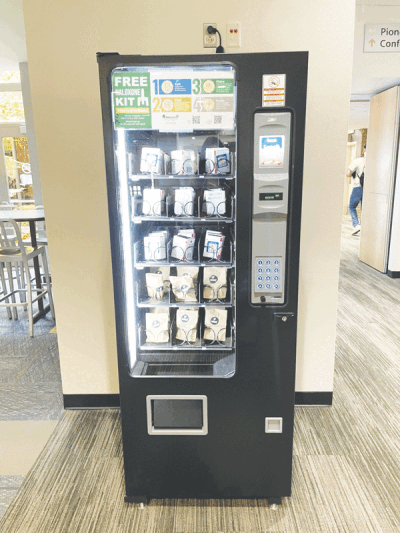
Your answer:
(227, 22), (241, 47)
(203, 23), (218, 48)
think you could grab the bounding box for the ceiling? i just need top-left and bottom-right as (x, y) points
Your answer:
(0, 1), (399, 131)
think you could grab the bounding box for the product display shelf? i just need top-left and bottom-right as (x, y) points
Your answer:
(131, 195), (235, 223)
(136, 279), (234, 308)
(137, 321), (234, 352)
(130, 173), (235, 182)
(131, 134), (237, 366)
(133, 237), (235, 268)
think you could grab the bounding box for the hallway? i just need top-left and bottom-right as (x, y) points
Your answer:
(1, 217), (400, 531)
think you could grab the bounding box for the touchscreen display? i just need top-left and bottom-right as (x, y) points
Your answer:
(259, 135), (284, 167)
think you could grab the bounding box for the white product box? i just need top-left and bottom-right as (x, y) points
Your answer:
(140, 148), (168, 174)
(174, 187), (196, 216)
(142, 188), (166, 216)
(144, 230), (168, 260)
(171, 229), (195, 261)
(203, 230), (225, 259)
(171, 150), (198, 175)
(205, 148), (230, 174)
(204, 188), (226, 216)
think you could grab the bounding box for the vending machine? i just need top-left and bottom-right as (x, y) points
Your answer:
(97, 51), (308, 504)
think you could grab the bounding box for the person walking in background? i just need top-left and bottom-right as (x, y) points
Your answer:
(346, 147), (366, 235)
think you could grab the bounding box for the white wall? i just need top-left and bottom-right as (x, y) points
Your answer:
(21, 0), (355, 395)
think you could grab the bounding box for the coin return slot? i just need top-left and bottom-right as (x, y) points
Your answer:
(265, 417), (283, 433)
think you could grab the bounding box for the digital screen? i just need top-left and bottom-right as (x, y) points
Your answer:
(259, 192), (283, 201)
(259, 135), (285, 167)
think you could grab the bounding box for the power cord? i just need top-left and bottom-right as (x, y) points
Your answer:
(207, 26), (225, 54)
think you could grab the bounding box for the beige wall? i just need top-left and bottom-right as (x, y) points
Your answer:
(22, 0), (355, 394)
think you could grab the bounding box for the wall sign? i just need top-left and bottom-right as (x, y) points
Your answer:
(364, 24), (400, 53)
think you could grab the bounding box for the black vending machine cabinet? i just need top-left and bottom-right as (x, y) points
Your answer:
(97, 52), (308, 503)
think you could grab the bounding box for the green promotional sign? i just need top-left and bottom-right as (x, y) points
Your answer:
(112, 72), (151, 129)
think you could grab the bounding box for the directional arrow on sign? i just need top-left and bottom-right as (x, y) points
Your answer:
(369, 39), (376, 47)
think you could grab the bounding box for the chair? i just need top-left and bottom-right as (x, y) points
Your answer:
(0, 202), (15, 211)
(17, 206), (50, 284)
(0, 218), (55, 336)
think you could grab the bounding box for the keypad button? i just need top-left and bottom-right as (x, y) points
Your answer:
(257, 259), (263, 266)
(265, 268), (272, 273)
(265, 276), (271, 281)
(257, 283), (263, 290)
(273, 267), (280, 273)
(257, 276), (263, 282)
(273, 275), (280, 281)
(265, 283), (272, 290)
(274, 259), (280, 265)
(273, 283), (280, 290)
(257, 268), (263, 273)
(265, 260), (272, 266)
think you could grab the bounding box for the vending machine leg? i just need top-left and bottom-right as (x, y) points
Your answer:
(268, 497), (282, 509)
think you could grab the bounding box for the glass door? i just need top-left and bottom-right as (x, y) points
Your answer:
(112, 64), (237, 378)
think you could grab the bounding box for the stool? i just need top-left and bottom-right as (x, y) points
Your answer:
(0, 218), (55, 336)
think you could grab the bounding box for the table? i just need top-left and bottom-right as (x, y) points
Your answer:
(0, 209), (49, 322)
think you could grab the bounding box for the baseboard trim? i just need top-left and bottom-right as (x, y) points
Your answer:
(295, 392), (333, 406)
(63, 394), (120, 409)
(388, 270), (400, 278)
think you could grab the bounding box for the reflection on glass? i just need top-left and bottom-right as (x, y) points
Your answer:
(2, 137), (33, 204)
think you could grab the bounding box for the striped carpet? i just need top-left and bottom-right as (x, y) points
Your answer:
(1, 217), (400, 533)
